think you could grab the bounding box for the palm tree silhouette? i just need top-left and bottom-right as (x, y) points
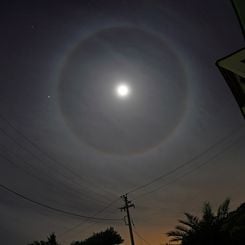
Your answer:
(167, 199), (230, 245)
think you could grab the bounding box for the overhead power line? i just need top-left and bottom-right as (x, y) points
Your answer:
(0, 127), (86, 189)
(0, 183), (122, 222)
(0, 151), (47, 184)
(59, 197), (121, 237)
(0, 149), (109, 209)
(132, 132), (243, 201)
(125, 126), (243, 195)
(130, 215), (151, 245)
(0, 138), (109, 206)
(133, 229), (152, 245)
(0, 114), (84, 180)
(0, 115), (111, 204)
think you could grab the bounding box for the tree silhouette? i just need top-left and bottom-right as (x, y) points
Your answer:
(222, 203), (245, 245)
(28, 233), (60, 245)
(167, 199), (229, 245)
(167, 199), (245, 245)
(71, 227), (123, 245)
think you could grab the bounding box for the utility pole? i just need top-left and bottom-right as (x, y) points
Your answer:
(120, 194), (135, 245)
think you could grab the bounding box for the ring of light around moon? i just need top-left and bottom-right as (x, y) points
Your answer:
(58, 27), (187, 155)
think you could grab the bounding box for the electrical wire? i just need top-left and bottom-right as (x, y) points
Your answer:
(0, 114), (112, 198)
(127, 133), (244, 245)
(0, 112), (124, 231)
(0, 109), (244, 241)
(59, 197), (122, 237)
(131, 215), (152, 245)
(0, 114), (85, 182)
(0, 183), (122, 222)
(125, 126), (243, 196)
(0, 149), (123, 235)
(0, 143), (110, 206)
(0, 151), (47, 184)
(0, 127), (82, 186)
(0, 124), (111, 205)
(132, 132), (243, 201)
(133, 229), (152, 245)
(0, 149), (111, 210)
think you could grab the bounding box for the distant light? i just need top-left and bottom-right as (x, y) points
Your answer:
(116, 83), (130, 98)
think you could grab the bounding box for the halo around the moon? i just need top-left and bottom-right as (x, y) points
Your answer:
(58, 27), (188, 155)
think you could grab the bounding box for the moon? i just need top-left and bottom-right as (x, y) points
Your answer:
(116, 83), (130, 98)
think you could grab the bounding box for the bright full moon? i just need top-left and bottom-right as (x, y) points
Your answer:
(116, 83), (130, 98)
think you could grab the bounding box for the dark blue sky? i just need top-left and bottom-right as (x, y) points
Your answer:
(0, 1), (244, 244)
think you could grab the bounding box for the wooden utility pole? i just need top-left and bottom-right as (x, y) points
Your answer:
(120, 194), (135, 245)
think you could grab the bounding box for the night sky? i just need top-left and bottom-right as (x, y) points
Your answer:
(0, 1), (244, 245)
